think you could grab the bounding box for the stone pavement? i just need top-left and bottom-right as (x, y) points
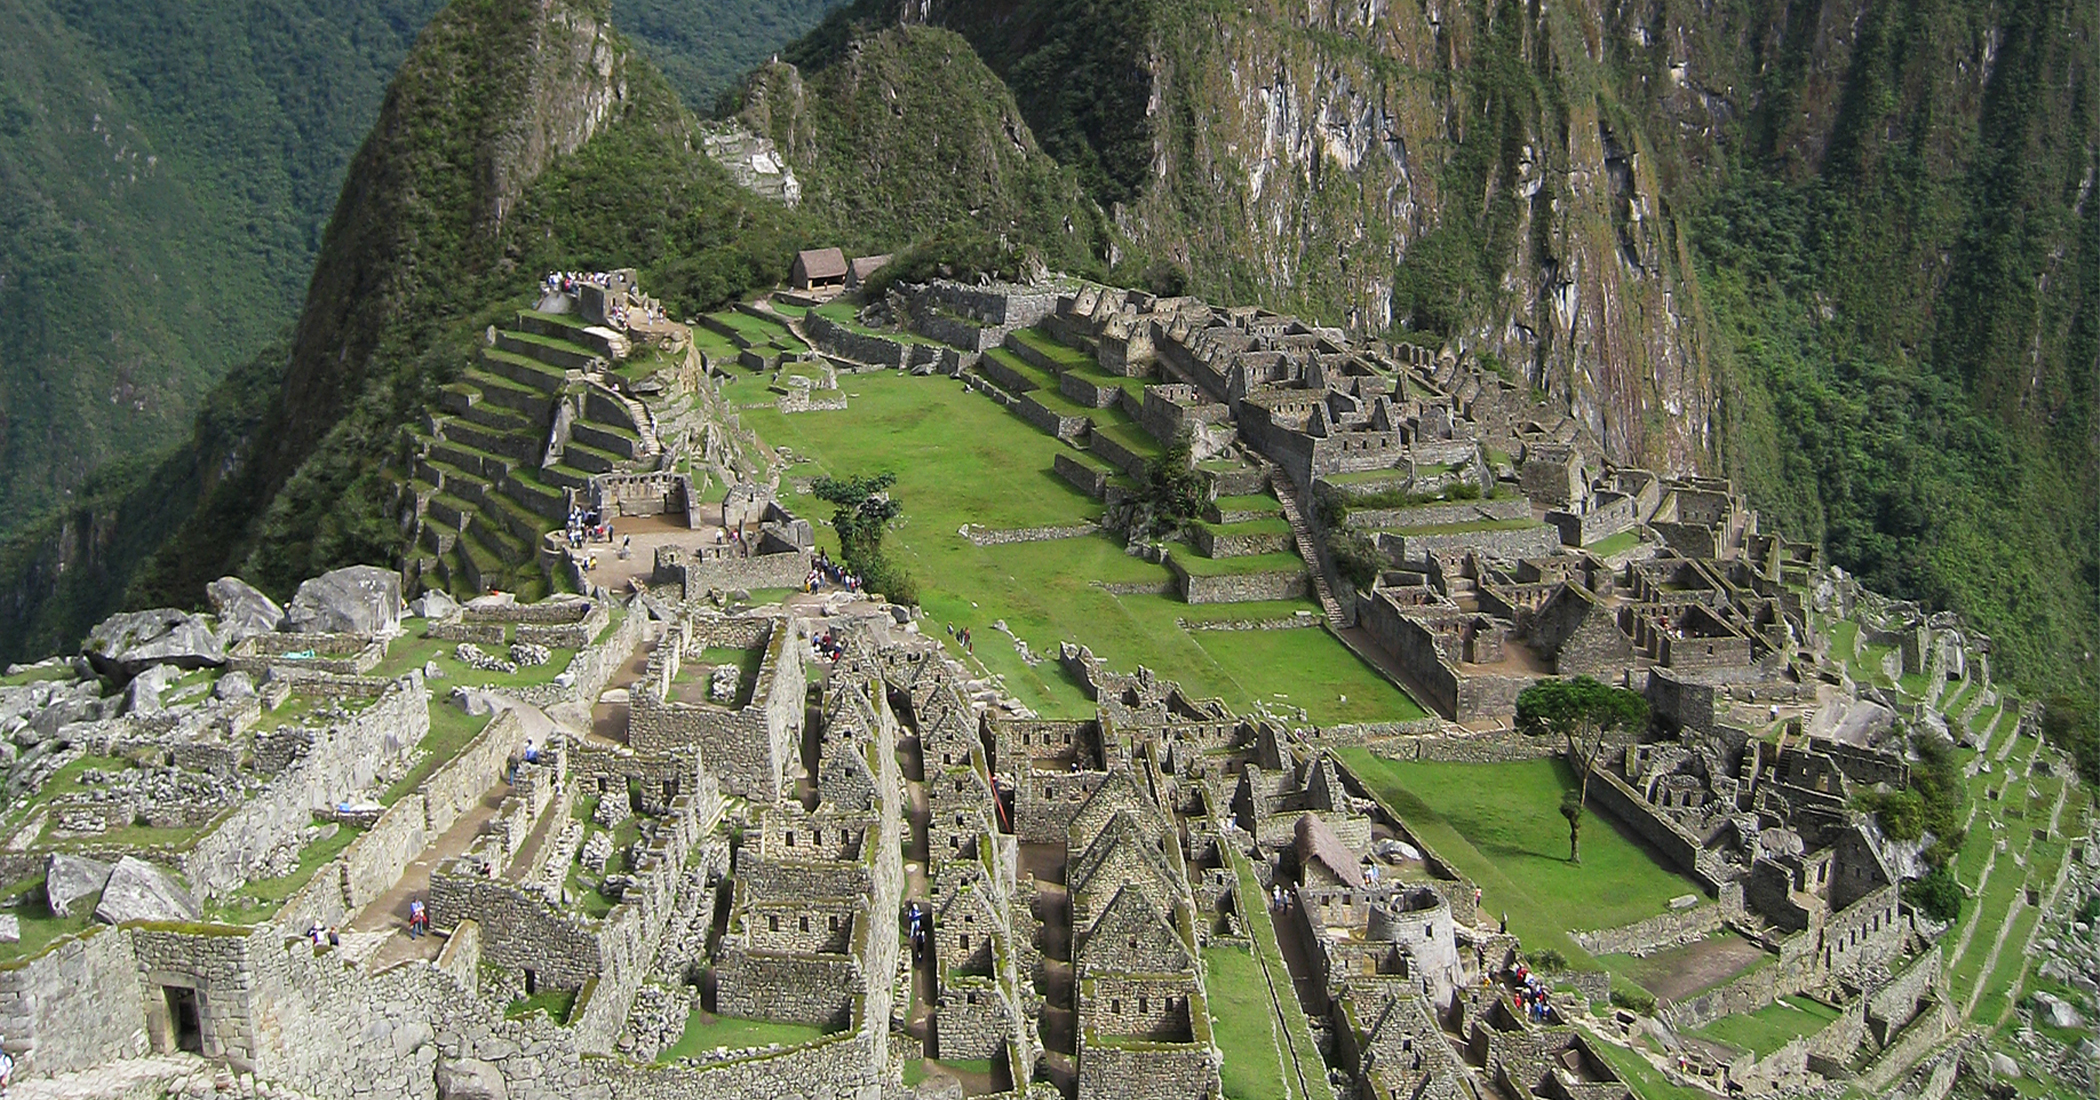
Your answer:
(8, 1054), (317, 1100)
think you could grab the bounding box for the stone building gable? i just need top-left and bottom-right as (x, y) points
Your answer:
(1295, 812), (1365, 889)
(818, 735), (877, 811)
(921, 704), (981, 770)
(1829, 823), (1895, 911)
(936, 877), (1004, 976)
(1302, 754), (1349, 812)
(1067, 769), (1163, 849)
(1529, 584), (1635, 675)
(1068, 814), (1178, 917)
(1077, 885), (1192, 975)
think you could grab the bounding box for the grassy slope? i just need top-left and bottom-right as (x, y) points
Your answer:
(1339, 752), (1704, 965)
(735, 370), (1423, 724)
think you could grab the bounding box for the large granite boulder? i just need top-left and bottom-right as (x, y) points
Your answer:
(207, 576), (285, 646)
(436, 1057), (509, 1100)
(409, 589), (460, 620)
(93, 856), (200, 925)
(124, 664), (184, 715)
(83, 608), (226, 679)
(46, 853), (113, 917)
(284, 565), (404, 636)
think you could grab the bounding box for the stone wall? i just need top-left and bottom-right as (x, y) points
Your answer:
(1076, 1035), (1216, 1100)
(1580, 762), (1727, 891)
(429, 861), (603, 990)
(1384, 523), (1562, 565)
(1172, 561), (1309, 604)
(1544, 491), (1638, 547)
(591, 1023), (885, 1100)
(1014, 770), (1109, 844)
(1085, 427), (1154, 479)
(653, 545), (815, 599)
(1189, 524), (1291, 559)
(965, 523), (1103, 547)
(1367, 730), (1562, 764)
(1572, 904), (1726, 956)
(1350, 495), (1533, 531)
(1015, 394), (1090, 441)
(0, 925), (150, 1076)
(714, 948), (865, 1028)
(183, 674), (428, 899)
(1055, 453), (1110, 498)
(630, 618), (803, 801)
(595, 473), (694, 525)
(132, 926), (261, 1065)
(806, 312), (907, 368)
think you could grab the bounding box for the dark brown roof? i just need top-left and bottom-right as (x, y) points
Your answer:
(1294, 812), (1365, 889)
(795, 248), (848, 280)
(848, 254), (891, 280)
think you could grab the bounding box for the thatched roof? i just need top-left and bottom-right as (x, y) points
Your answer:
(1294, 812), (1365, 889)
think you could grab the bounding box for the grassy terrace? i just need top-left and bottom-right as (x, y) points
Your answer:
(205, 823), (366, 924)
(1011, 325), (1092, 368)
(1323, 464), (1452, 486)
(740, 373), (1425, 725)
(1691, 995), (1841, 1058)
(1171, 548), (1306, 576)
(1374, 517), (1543, 536)
(1194, 516), (1293, 539)
(1338, 753), (1705, 971)
(1211, 494), (1283, 517)
(812, 301), (941, 345)
(1218, 844), (1318, 1100)
(1585, 529), (1643, 558)
(660, 1010), (832, 1061)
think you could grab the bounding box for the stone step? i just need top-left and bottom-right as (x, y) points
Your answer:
(543, 463), (594, 491)
(464, 366), (559, 421)
(427, 493), (479, 531)
(460, 396), (537, 436)
(563, 441), (623, 474)
(480, 346), (572, 393)
(417, 459), (489, 499)
(480, 486), (551, 546)
(571, 418), (644, 460)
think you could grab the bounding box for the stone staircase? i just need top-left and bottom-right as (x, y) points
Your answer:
(396, 309), (661, 596)
(1259, 457), (1349, 629)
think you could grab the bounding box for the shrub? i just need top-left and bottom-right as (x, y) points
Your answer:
(1610, 987), (1657, 1015)
(1903, 865), (1962, 923)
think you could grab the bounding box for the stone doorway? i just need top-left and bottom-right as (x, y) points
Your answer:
(164, 986), (203, 1054)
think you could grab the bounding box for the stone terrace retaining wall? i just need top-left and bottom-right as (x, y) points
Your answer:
(1572, 904), (1726, 956)
(1349, 495), (1532, 531)
(1366, 729), (1562, 763)
(1055, 453), (1110, 498)
(1582, 762), (1729, 891)
(807, 313), (906, 368)
(1086, 429), (1153, 479)
(1384, 523), (1562, 564)
(1189, 524), (1291, 559)
(592, 1017), (886, 1100)
(1017, 395), (1090, 441)
(965, 523), (1102, 547)
(1171, 560), (1308, 604)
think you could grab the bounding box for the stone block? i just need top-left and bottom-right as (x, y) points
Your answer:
(207, 576), (285, 646)
(93, 855), (201, 924)
(46, 852), (113, 917)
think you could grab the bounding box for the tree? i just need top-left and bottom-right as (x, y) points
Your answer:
(1138, 429), (1203, 539)
(811, 472), (901, 566)
(1516, 676), (1649, 864)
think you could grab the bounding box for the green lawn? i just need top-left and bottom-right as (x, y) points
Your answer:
(659, 1009), (831, 1061)
(1691, 995), (1840, 1058)
(372, 629), (579, 693)
(741, 373), (1427, 726)
(1207, 946), (1304, 1100)
(1586, 1039), (1720, 1100)
(1338, 753), (1705, 966)
(1211, 494), (1283, 516)
(1374, 517), (1544, 536)
(1586, 529), (1643, 558)
(382, 705), (495, 806)
(506, 988), (578, 1024)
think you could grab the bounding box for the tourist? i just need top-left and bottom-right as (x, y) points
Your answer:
(408, 899), (428, 940)
(524, 740), (540, 764)
(310, 922), (327, 947)
(1499, 911), (1508, 934)
(0, 1035), (14, 1094)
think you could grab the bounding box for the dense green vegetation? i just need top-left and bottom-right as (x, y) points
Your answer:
(0, 0), (442, 536)
(617, 0), (844, 112)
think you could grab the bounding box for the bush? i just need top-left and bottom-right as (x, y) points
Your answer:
(1903, 865), (1962, 923)
(1857, 787), (1926, 840)
(1327, 529), (1385, 591)
(857, 552), (919, 607)
(1526, 949), (1569, 971)
(1610, 987), (1657, 1015)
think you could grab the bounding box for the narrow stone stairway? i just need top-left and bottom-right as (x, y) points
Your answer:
(1260, 457), (1348, 628)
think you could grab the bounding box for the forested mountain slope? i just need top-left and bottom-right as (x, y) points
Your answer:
(859, 0), (2098, 691)
(0, 0), (444, 535)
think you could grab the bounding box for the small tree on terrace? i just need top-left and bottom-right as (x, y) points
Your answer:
(1138, 429), (1204, 539)
(1516, 676), (1649, 864)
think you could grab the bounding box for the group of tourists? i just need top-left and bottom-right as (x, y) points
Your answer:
(545, 270), (616, 297)
(945, 623), (974, 654)
(812, 629), (846, 663)
(1507, 962), (1558, 1024)
(805, 550), (861, 594)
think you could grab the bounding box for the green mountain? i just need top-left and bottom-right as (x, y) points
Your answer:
(617, 0), (846, 111)
(2, 0), (2093, 702)
(0, 0), (445, 535)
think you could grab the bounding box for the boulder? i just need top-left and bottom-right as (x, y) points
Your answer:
(409, 590), (460, 620)
(214, 670), (257, 703)
(206, 576), (284, 646)
(2033, 991), (2084, 1030)
(46, 853), (113, 917)
(83, 608), (226, 679)
(284, 565), (404, 636)
(436, 1057), (509, 1100)
(0, 914), (18, 944)
(93, 856), (201, 925)
(464, 592), (516, 612)
(124, 664), (184, 715)
(1987, 1052), (2019, 1079)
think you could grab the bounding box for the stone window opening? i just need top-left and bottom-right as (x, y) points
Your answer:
(799, 916), (809, 933)
(785, 831), (796, 847)
(961, 933), (971, 953)
(1111, 999), (1122, 1014)
(769, 914), (780, 932)
(524, 969), (538, 995)
(829, 914), (840, 931)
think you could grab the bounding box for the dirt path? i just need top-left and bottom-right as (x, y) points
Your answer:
(350, 782), (509, 968)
